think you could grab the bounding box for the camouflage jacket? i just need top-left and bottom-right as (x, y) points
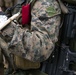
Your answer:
(1, 0), (61, 62)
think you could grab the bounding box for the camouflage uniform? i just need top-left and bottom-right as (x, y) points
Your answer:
(1, 0), (61, 62)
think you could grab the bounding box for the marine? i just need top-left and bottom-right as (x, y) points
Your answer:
(0, 0), (61, 74)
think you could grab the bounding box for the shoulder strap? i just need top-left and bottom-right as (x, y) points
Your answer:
(31, 0), (36, 9)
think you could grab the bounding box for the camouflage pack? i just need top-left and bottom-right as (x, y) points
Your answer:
(1, 0), (61, 62)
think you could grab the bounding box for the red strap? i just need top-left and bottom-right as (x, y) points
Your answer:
(22, 4), (31, 25)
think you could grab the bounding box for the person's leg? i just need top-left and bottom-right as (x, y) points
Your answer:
(0, 63), (4, 75)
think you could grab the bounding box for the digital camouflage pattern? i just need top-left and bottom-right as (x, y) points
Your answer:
(1, 0), (61, 62)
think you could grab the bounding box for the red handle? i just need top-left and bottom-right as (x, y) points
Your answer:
(22, 4), (31, 25)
